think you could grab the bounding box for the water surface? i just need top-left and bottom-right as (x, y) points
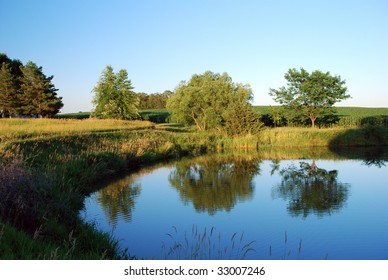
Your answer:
(81, 152), (388, 259)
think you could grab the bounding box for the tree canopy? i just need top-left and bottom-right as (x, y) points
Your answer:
(166, 71), (262, 135)
(137, 90), (173, 109)
(0, 53), (63, 117)
(91, 65), (139, 120)
(19, 62), (63, 117)
(269, 68), (350, 128)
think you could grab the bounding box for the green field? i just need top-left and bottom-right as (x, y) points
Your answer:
(56, 110), (171, 123)
(253, 106), (388, 127)
(253, 106), (388, 116)
(56, 106), (388, 127)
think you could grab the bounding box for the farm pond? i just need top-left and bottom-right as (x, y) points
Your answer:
(81, 148), (388, 260)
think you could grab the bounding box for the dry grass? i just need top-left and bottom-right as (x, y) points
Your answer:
(0, 118), (155, 142)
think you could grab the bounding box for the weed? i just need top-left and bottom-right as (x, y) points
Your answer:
(161, 225), (256, 260)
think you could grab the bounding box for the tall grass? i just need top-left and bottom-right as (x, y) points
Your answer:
(0, 118), (154, 142)
(162, 225), (256, 260)
(160, 226), (314, 260)
(0, 157), (128, 259)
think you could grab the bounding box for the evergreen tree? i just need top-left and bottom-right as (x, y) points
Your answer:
(19, 62), (63, 117)
(0, 62), (20, 117)
(0, 53), (23, 78)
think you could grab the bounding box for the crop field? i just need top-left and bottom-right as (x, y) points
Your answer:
(56, 109), (171, 123)
(55, 107), (388, 128)
(253, 106), (388, 116)
(254, 106), (388, 127)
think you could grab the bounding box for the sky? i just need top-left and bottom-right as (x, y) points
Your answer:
(1, 0), (387, 113)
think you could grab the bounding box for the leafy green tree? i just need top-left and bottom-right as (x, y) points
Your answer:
(19, 62), (63, 117)
(269, 68), (350, 128)
(223, 98), (263, 136)
(167, 71), (261, 135)
(92, 65), (139, 120)
(137, 90), (173, 109)
(0, 62), (20, 117)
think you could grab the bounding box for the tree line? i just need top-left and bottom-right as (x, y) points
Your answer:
(0, 53), (63, 118)
(91, 65), (350, 133)
(137, 90), (172, 109)
(92, 66), (263, 135)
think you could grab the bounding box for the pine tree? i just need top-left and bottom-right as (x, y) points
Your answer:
(19, 62), (63, 117)
(0, 62), (20, 117)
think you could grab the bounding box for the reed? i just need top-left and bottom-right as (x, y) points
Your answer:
(161, 225), (256, 260)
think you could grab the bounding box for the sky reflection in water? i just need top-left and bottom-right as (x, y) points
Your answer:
(81, 154), (388, 260)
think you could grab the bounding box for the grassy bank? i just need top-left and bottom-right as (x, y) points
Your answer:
(259, 126), (388, 147)
(0, 119), (387, 259)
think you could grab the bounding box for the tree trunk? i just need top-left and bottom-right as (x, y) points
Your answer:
(191, 112), (205, 130)
(310, 115), (317, 128)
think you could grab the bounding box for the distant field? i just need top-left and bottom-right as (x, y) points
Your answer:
(254, 106), (388, 127)
(253, 106), (388, 116)
(55, 106), (388, 127)
(56, 110), (171, 123)
(54, 112), (91, 119)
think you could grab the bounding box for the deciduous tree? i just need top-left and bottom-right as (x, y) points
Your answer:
(269, 68), (350, 128)
(92, 65), (139, 120)
(167, 71), (262, 135)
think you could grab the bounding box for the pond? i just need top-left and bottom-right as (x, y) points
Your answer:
(80, 149), (388, 260)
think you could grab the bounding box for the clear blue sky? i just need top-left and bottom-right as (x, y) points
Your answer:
(1, 0), (387, 113)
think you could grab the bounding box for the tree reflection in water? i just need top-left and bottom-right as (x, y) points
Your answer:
(272, 161), (350, 218)
(169, 156), (261, 215)
(97, 176), (141, 227)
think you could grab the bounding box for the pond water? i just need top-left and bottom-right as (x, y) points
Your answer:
(81, 150), (388, 260)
